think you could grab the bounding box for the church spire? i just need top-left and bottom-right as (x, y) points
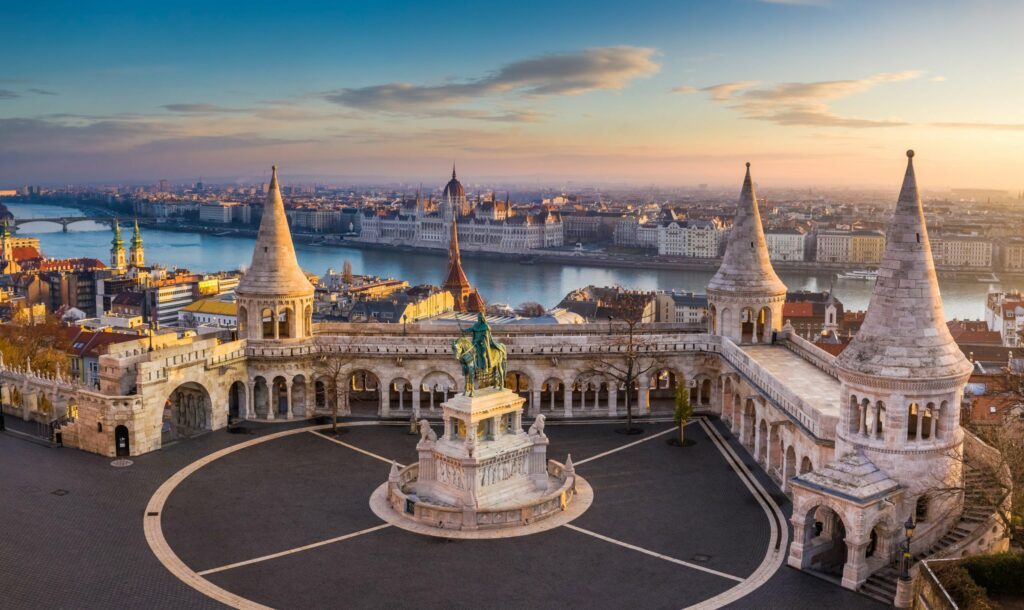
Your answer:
(836, 150), (971, 380)
(131, 218), (142, 247)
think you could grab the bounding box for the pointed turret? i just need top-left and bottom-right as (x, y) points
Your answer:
(708, 163), (786, 297)
(836, 151), (971, 380)
(110, 218), (126, 271)
(706, 163), (787, 343)
(236, 166), (314, 298)
(111, 219), (123, 248)
(131, 218), (142, 248)
(129, 218), (145, 267)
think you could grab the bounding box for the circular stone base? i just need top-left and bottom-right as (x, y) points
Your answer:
(369, 475), (594, 540)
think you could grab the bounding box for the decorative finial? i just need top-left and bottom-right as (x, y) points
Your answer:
(745, 161), (751, 169)
(906, 149), (914, 159)
(272, 164), (277, 173)
(452, 163), (457, 180)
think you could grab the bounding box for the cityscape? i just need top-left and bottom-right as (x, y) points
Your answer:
(2, 2), (1023, 610)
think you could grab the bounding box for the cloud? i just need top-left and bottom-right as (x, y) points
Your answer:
(930, 75), (946, 82)
(325, 46), (658, 119)
(671, 85), (698, 94)
(27, 88), (57, 96)
(932, 121), (1024, 131)
(691, 71), (922, 128)
(162, 103), (246, 114)
(0, 89), (20, 100)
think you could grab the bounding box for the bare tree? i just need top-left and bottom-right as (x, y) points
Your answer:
(315, 338), (360, 436)
(588, 290), (659, 434)
(341, 259), (354, 285)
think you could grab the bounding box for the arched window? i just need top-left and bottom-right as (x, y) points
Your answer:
(874, 401), (885, 438)
(907, 402), (920, 440)
(849, 395), (859, 433)
(261, 308), (275, 339)
(922, 403), (935, 440)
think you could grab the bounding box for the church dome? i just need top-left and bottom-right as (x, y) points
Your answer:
(443, 165), (465, 200)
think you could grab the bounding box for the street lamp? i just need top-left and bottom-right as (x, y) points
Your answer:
(900, 517), (917, 582)
(402, 314), (407, 336)
(607, 315), (615, 335)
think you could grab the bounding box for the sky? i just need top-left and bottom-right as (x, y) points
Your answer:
(2, 0), (1023, 189)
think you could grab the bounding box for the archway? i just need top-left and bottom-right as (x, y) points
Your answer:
(709, 304), (717, 334)
(540, 378), (565, 411)
(292, 375), (308, 417)
(785, 445), (797, 483)
(253, 376), (270, 418)
(163, 382), (212, 442)
(505, 371), (532, 407)
(757, 307), (771, 343)
(348, 370), (381, 416)
(742, 399), (756, 449)
(421, 371), (456, 412)
(800, 455), (813, 474)
(388, 378), (413, 413)
(649, 368), (678, 410)
(740, 307), (756, 343)
(261, 308), (275, 339)
(272, 376), (289, 417)
(228, 381), (246, 420)
(278, 307), (293, 339)
(799, 505), (849, 576)
(115, 425), (130, 457)
(699, 378), (712, 406)
(722, 377), (734, 424)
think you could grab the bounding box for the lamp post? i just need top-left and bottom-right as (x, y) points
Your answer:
(900, 517), (916, 582)
(402, 314), (407, 336)
(607, 315), (615, 336)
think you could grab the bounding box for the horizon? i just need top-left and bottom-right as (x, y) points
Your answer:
(3, 1), (1024, 190)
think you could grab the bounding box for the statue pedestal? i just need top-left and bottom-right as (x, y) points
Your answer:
(416, 388), (546, 509)
(375, 387), (589, 535)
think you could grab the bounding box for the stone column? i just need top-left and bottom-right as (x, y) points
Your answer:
(530, 389), (541, 416)
(638, 377), (650, 414)
(841, 539), (870, 590)
(286, 381), (293, 419)
(787, 516), (809, 570)
(245, 381), (254, 420)
(607, 385), (618, 417)
(265, 382), (275, 421)
(412, 388), (421, 418)
(529, 434), (550, 490)
(563, 385), (573, 418)
(380, 387), (389, 417)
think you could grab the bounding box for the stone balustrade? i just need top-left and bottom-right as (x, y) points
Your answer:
(779, 329), (839, 377)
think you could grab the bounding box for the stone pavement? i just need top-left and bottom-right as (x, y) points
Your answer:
(0, 418), (884, 609)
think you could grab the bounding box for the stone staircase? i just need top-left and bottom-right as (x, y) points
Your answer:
(858, 465), (999, 604)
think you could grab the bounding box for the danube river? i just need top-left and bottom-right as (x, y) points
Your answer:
(7, 201), (1019, 320)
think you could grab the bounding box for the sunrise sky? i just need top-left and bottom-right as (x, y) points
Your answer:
(3, 0), (1023, 188)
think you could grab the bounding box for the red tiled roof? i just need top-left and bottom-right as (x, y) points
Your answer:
(11, 246), (40, 261)
(783, 301), (815, 318)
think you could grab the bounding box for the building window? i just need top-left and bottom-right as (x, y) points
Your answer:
(915, 496), (929, 522)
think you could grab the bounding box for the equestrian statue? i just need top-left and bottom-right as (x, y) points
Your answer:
(452, 312), (507, 396)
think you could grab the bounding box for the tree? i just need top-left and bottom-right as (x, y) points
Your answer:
(0, 315), (72, 377)
(674, 377), (693, 446)
(341, 259), (354, 285)
(588, 289), (659, 434)
(517, 302), (545, 317)
(315, 339), (359, 435)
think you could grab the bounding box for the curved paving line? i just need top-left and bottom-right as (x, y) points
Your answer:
(144, 423), (338, 609)
(686, 417), (790, 610)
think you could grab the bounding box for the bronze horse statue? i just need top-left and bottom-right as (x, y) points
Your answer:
(452, 334), (507, 396)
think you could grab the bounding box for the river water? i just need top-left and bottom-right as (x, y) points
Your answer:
(7, 201), (1017, 320)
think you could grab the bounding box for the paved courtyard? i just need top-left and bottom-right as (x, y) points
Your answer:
(0, 417), (884, 609)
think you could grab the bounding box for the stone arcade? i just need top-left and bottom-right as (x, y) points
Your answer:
(3, 153), (1007, 603)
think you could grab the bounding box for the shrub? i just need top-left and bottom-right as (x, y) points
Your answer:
(963, 552), (1024, 596)
(932, 563), (993, 610)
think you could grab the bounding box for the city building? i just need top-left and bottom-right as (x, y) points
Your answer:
(984, 291), (1023, 346)
(657, 218), (725, 258)
(654, 291), (708, 324)
(931, 235), (994, 270)
(178, 296), (238, 329)
(766, 228), (807, 262)
(816, 230), (885, 265)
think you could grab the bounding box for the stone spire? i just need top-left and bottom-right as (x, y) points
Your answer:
(236, 166), (314, 298)
(836, 151), (971, 380)
(129, 218), (145, 267)
(110, 218), (126, 271)
(443, 217), (471, 292)
(708, 163), (786, 297)
(111, 218), (123, 248)
(131, 218), (143, 248)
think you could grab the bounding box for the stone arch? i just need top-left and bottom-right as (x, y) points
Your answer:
(722, 377), (735, 424)
(421, 371), (457, 411)
(228, 380), (246, 420)
(304, 304), (313, 337)
(907, 401), (920, 441)
(253, 376), (270, 418)
(314, 375), (333, 413)
(278, 306), (294, 339)
(871, 400), (885, 439)
(757, 418), (769, 464)
(347, 369), (381, 416)
(237, 305), (248, 336)
(709, 304), (717, 333)
(272, 376), (289, 417)
(719, 307), (731, 338)
(573, 371), (607, 411)
(505, 370), (534, 408)
(915, 495), (930, 523)
(797, 504), (849, 576)
(388, 377), (413, 412)
(650, 368), (679, 410)
(740, 307), (756, 343)
(292, 374), (309, 417)
(937, 400), (949, 439)
(699, 378), (712, 406)
(800, 455), (813, 474)
(921, 402), (936, 440)
(162, 381), (213, 442)
(742, 398), (756, 449)
(260, 308), (275, 339)
(540, 377), (565, 411)
(785, 445), (797, 483)
(768, 422), (782, 476)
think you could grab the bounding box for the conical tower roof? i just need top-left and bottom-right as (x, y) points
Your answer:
(443, 218), (471, 290)
(708, 163), (786, 297)
(836, 151), (971, 380)
(236, 166), (314, 298)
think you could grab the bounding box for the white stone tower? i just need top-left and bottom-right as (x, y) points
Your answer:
(834, 150), (972, 548)
(110, 219), (127, 271)
(129, 218), (145, 268)
(707, 163), (787, 343)
(235, 166), (315, 342)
